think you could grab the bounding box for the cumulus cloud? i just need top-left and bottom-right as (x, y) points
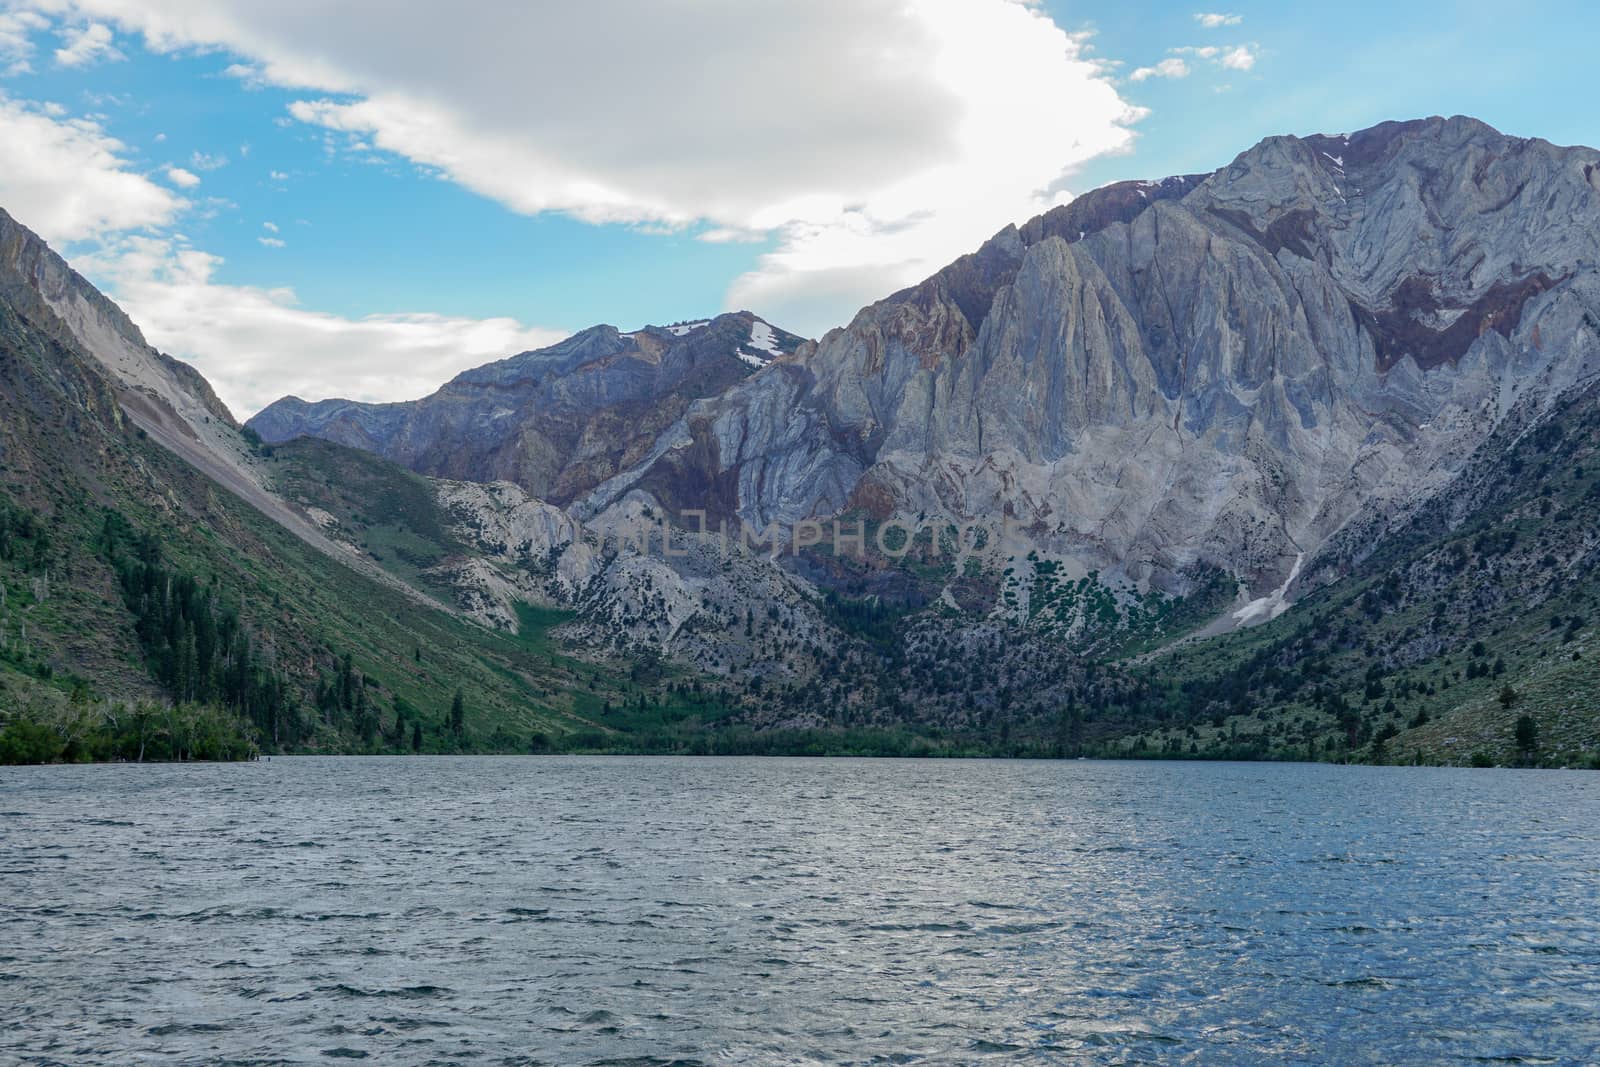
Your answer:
(1129, 57), (1190, 82)
(0, 94), (181, 243)
(75, 235), (567, 416)
(42, 0), (1145, 336)
(1194, 12), (1242, 28)
(53, 20), (121, 67)
(163, 164), (200, 188)
(257, 235), (283, 248)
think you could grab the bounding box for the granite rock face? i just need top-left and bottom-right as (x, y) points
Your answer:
(580, 117), (1600, 602)
(250, 312), (805, 506)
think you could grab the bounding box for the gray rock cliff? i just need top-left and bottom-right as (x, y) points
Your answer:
(581, 117), (1600, 603)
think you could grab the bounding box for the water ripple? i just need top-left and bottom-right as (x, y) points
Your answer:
(1, 757), (1598, 1064)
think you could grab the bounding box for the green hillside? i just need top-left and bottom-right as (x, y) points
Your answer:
(0, 297), (657, 761)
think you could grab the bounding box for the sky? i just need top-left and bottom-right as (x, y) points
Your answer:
(0, 0), (1595, 418)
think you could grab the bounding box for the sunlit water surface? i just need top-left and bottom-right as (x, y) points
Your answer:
(3, 757), (1598, 1065)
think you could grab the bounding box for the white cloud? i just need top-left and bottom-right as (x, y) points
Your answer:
(53, 20), (121, 67)
(0, 9), (49, 74)
(1219, 44), (1257, 71)
(1167, 41), (1258, 74)
(44, 0), (1145, 336)
(220, 61), (270, 90)
(164, 165), (200, 188)
(1129, 57), (1190, 82)
(0, 83), (572, 416)
(75, 235), (567, 416)
(189, 149), (226, 170)
(257, 235), (283, 248)
(0, 94), (181, 243)
(262, 220), (277, 232)
(1194, 12), (1242, 28)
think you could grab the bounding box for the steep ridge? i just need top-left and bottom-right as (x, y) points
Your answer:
(250, 312), (806, 505)
(0, 209), (440, 611)
(578, 117), (1600, 606)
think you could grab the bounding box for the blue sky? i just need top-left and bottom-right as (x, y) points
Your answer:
(0, 1), (1594, 416)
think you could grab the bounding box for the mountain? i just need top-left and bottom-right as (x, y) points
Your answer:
(250, 312), (806, 505)
(571, 116), (1600, 606)
(242, 114), (1600, 766)
(6, 116), (1600, 767)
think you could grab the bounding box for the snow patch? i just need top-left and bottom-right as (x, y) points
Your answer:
(665, 320), (710, 337)
(733, 319), (783, 368)
(1232, 553), (1304, 626)
(748, 320), (782, 357)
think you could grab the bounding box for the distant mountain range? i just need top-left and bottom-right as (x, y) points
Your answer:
(250, 313), (805, 505)
(4, 115), (1599, 766)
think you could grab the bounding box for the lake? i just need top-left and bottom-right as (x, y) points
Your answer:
(2, 757), (1598, 1065)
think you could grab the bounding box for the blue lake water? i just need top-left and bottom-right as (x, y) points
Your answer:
(2, 756), (1598, 1065)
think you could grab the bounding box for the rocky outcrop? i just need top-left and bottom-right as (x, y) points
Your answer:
(433, 479), (833, 675)
(434, 479), (599, 614)
(250, 312), (806, 505)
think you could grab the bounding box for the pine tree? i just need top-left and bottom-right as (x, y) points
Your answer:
(1514, 714), (1539, 760)
(355, 683), (376, 744)
(391, 697), (410, 746)
(450, 689), (466, 737)
(339, 654), (355, 711)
